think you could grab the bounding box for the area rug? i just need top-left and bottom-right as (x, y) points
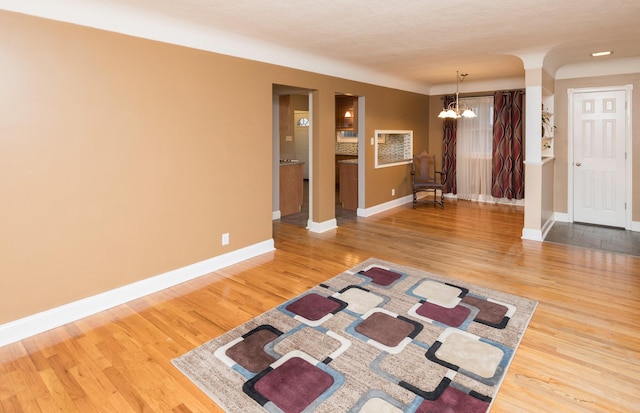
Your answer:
(172, 258), (537, 412)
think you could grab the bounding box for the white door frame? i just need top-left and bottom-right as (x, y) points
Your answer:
(356, 96), (365, 215)
(567, 85), (633, 229)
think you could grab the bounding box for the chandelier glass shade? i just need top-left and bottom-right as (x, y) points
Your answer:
(438, 71), (477, 119)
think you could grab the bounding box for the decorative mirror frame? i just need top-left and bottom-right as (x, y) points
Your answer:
(374, 130), (413, 169)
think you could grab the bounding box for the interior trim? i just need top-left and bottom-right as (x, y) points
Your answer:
(0, 239), (275, 347)
(359, 194), (413, 218)
(521, 228), (544, 241)
(0, 0), (428, 94)
(307, 219), (337, 233)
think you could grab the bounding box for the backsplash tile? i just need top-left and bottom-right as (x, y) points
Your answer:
(336, 142), (358, 155)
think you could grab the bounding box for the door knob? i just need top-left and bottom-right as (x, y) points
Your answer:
(575, 162), (582, 166)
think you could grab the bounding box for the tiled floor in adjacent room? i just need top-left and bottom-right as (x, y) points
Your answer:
(545, 221), (640, 257)
(278, 180), (357, 228)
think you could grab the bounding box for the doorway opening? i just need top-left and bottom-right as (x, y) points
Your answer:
(335, 94), (363, 225)
(273, 85), (312, 228)
(278, 110), (311, 227)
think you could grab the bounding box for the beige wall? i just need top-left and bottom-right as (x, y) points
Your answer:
(554, 73), (640, 220)
(0, 11), (429, 323)
(362, 89), (429, 206)
(541, 160), (555, 225)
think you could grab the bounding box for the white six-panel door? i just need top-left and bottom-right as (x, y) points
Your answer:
(572, 89), (627, 228)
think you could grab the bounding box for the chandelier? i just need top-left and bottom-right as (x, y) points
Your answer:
(437, 71), (477, 119)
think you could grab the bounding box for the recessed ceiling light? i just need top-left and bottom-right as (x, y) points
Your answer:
(591, 51), (612, 57)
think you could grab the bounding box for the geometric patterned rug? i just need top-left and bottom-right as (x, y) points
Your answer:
(172, 258), (537, 412)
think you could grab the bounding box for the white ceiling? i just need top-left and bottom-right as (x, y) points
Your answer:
(3, 0), (640, 93)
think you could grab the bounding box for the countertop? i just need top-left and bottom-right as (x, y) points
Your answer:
(337, 159), (358, 164)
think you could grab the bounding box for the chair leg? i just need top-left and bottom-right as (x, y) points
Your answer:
(440, 191), (444, 209)
(413, 191), (417, 208)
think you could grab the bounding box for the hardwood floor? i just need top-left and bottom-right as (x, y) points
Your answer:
(1, 200), (639, 412)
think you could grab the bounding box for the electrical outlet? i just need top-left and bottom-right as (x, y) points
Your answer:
(221, 233), (230, 246)
(391, 188), (396, 196)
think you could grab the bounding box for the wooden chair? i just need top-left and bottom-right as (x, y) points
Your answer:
(411, 150), (446, 209)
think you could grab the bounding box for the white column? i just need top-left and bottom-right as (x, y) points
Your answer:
(525, 84), (543, 163)
(521, 64), (545, 240)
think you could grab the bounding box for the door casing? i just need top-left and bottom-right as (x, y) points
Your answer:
(567, 85), (633, 229)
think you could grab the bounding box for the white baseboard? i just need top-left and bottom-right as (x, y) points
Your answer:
(272, 210), (281, 220)
(0, 239), (275, 348)
(541, 215), (555, 240)
(554, 213), (639, 232)
(521, 214), (555, 241)
(521, 228), (544, 241)
(307, 218), (337, 233)
(306, 194), (414, 229)
(358, 195), (413, 217)
(524, 214), (640, 241)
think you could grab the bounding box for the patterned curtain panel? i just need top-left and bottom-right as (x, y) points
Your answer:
(491, 90), (524, 199)
(441, 95), (457, 194)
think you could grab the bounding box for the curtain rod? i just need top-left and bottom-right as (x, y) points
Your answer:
(440, 90), (525, 100)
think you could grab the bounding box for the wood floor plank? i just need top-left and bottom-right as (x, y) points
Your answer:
(0, 395), (25, 413)
(0, 200), (638, 412)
